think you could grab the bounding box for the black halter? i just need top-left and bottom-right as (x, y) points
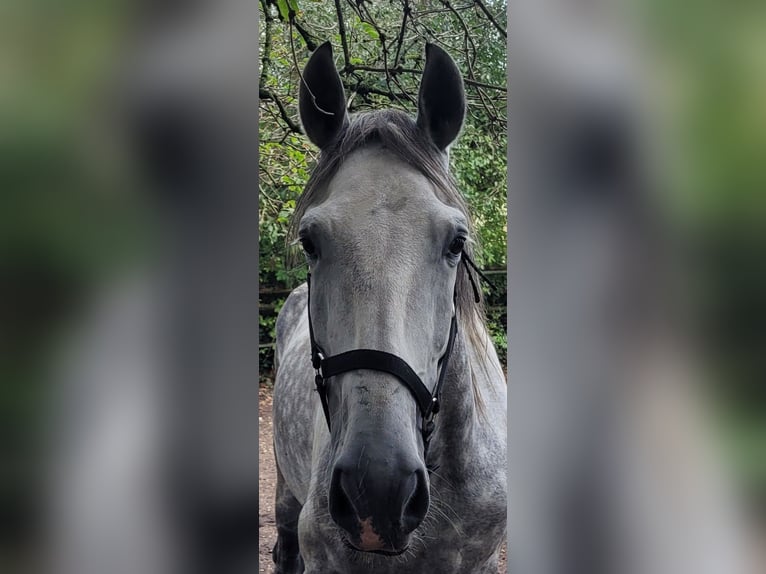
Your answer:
(306, 253), (491, 458)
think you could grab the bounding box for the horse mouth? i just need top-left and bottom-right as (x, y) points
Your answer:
(342, 537), (409, 556)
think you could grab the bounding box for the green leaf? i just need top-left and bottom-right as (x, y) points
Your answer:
(360, 22), (379, 40)
(288, 0), (300, 11)
(276, 0), (289, 20)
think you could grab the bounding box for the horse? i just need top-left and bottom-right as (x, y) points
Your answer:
(271, 43), (507, 573)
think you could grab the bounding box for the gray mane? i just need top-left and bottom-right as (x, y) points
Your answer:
(289, 109), (489, 349)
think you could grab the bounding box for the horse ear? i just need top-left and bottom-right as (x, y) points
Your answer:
(416, 43), (466, 151)
(299, 42), (349, 150)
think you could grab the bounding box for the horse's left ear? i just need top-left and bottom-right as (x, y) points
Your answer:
(416, 43), (466, 152)
(299, 42), (349, 150)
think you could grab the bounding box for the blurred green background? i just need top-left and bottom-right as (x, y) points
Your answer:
(640, 0), (766, 508)
(0, 1), (150, 567)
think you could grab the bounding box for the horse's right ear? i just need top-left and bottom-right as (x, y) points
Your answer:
(416, 43), (465, 152)
(299, 42), (349, 150)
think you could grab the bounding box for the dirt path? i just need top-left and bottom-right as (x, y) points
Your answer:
(259, 387), (278, 573)
(258, 385), (507, 572)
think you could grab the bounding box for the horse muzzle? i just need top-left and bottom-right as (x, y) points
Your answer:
(328, 455), (430, 553)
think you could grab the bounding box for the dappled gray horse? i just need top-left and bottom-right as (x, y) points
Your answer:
(272, 43), (507, 573)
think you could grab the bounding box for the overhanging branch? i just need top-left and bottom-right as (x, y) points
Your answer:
(345, 65), (506, 92)
(474, 0), (506, 38)
(259, 89), (303, 135)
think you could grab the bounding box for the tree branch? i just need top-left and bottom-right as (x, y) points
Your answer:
(334, 0), (350, 68)
(345, 65), (506, 92)
(465, 78), (506, 91)
(259, 0), (273, 88)
(474, 0), (507, 38)
(392, 0), (410, 69)
(293, 19), (318, 51)
(343, 81), (410, 102)
(358, 5), (399, 104)
(259, 89), (303, 135)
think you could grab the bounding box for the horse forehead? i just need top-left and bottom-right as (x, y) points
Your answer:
(326, 147), (438, 210)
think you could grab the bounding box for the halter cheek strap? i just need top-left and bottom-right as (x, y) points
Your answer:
(306, 254), (487, 460)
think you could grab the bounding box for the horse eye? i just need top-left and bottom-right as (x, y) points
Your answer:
(448, 236), (466, 255)
(300, 237), (316, 256)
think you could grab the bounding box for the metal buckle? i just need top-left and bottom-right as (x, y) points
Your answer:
(314, 355), (325, 393)
(311, 350), (324, 376)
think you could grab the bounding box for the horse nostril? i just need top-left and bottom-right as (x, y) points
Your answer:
(329, 467), (360, 534)
(401, 468), (430, 534)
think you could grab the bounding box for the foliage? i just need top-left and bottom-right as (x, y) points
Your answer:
(640, 0), (766, 497)
(258, 0), (508, 383)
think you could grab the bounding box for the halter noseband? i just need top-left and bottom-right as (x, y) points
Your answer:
(305, 253), (491, 459)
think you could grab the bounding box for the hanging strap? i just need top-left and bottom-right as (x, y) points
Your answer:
(461, 252), (496, 303)
(306, 274), (331, 428)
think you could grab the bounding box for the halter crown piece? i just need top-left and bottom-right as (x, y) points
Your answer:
(305, 253), (494, 463)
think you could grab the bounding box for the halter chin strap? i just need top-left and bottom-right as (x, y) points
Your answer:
(306, 254), (488, 460)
